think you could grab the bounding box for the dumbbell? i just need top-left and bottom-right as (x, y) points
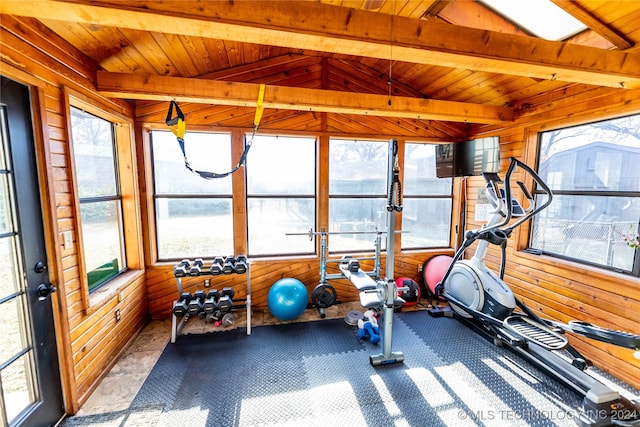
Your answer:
(234, 255), (248, 274)
(217, 296), (232, 312)
(348, 259), (361, 273)
(203, 289), (220, 315)
(173, 259), (191, 278)
(222, 256), (236, 275)
(187, 290), (206, 316)
(221, 287), (235, 299)
(210, 257), (224, 275)
(189, 258), (204, 276)
(217, 287), (235, 312)
(172, 292), (192, 317)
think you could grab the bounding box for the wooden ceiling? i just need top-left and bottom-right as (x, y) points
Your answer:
(2, 0), (639, 138)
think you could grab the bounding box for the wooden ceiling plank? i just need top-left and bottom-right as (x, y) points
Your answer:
(551, 0), (634, 50)
(179, 35), (217, 76)
(201, 54), (320, 81)
(119, 29), (180, 76)
(4, 16), (96, 80)
(96, 71), (513, 124)
(149, 32), (200, 77)
(329, 58), (423, 97)
(2, 0), (639, 88)
(422, 0), (452, 18)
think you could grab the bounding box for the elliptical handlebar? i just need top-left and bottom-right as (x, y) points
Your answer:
(503, 158), (553, 233)
(434, 157), (553, 296)
(477, 157), (553, 235)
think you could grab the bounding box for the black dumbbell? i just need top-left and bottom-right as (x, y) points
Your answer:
(217, 287), (235, 312)
(173, 259), (191, 278)
(189, 258), (204, 276)
(172, 292), (192, 317)
(234, 255), (248, 274)
(218, 296), (233, 312)
(222, 256), (235, 275)
(210, 257), (224, 275)
(207, 289), (220, 301)
(203, 289), (220, 314)
(348, 259), (360, 273)
(221, 287), (235, 299)
(187, 290), (206, 316)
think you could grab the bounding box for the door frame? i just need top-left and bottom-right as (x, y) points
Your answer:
(1, 66), (76, 415)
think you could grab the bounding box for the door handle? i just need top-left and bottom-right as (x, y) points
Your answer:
(37, 283), (56, 301)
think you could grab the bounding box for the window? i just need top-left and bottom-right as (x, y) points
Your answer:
(70, 107), (126, 291)
(480, 0), (587, 40)
(530, 114), (640, 275)
(246, 135), (316, 256)
(402, 143), (453, 249)
(329, 139), (387, 252)
(151, 131), (233, 260)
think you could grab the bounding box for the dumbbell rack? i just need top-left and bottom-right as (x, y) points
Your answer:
(171, 257), (251, 343)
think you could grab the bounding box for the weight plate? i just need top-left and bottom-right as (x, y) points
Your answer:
(344, 310), (364, 326)
(311, 284), (337, 308)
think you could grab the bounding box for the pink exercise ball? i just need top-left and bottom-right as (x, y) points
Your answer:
(422, 255), (453, 301)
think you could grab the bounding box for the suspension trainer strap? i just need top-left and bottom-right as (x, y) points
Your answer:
(165, 84), (266, 180)
(387, 139), (403, 212)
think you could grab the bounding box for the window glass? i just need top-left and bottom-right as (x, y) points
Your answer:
(329, 139), (387, 252)
(246, 135), (315, 256)
(153, 131), (232, 195)
(70, 107), (126, 291)
(403, 143), (453, 249)
(247, 135), (315, 194)
(155, 198), (233, 259)
(151, 131), (233, 259)
(531, 114), (640, 274)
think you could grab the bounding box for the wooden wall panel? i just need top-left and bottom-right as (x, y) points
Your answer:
(470, 89), (640, 389)
(1, 15), (147, 413)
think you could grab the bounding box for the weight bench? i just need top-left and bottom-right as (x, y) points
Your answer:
(339, 264), (405, 309)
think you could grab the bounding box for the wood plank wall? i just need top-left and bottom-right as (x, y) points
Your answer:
(471, 85), (640, 389)
(1, 16), (148, 413)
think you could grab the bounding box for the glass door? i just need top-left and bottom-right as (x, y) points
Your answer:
(1, 76), (64, 427)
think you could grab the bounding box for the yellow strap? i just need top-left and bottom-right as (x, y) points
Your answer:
(253, 84), (266, 129)
(169, 118), (186, 139)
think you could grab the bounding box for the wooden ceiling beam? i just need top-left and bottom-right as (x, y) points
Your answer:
(96, 71), (513, 124)
(1, 0), (639, 89)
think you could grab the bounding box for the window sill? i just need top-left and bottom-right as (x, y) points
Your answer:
(86, 269), (145, 314)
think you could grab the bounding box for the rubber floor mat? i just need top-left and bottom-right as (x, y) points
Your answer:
(60, 313), (639, 426)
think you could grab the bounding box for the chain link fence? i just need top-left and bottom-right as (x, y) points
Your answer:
(531, 219), (637, 271)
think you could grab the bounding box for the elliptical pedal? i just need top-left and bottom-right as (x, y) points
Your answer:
(504, 316), (568, 350)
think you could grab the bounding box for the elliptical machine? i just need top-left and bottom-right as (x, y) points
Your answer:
(434, 157), (640, 427)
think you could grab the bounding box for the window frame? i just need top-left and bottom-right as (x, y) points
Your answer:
(65, 89), (143, 311)
(328, 138), (389, 254)
(401, 142), (454, 250)
(245, 133), (317, 257)
(150, 129), (235, 261)
(528, 114), (640, 277)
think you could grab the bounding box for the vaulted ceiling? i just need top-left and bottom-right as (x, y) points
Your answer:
(2, 0), (639, 139)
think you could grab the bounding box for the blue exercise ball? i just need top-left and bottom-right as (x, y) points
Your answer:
(268, 278), (308, 321)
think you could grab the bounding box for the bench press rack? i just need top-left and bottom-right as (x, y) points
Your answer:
(288, 139), (407, 365)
